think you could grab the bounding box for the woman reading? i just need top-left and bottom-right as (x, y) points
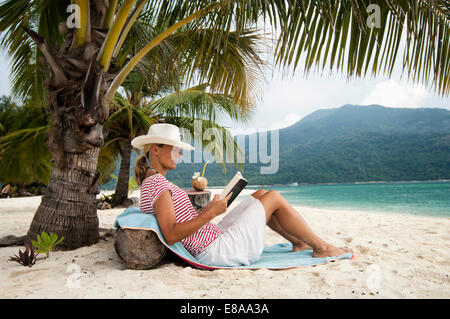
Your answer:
(132, 123), (351, 267)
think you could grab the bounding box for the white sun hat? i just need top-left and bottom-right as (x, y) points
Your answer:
(131, 123), (194, 151)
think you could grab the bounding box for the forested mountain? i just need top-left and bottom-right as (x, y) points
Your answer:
(102, 104), (450, 189)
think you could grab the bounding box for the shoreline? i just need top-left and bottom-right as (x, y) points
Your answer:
(187, 179), (450, 189)
(244, 179), (450, 188)
(97, 179), (450, 192)
(2, 188), (448, 221)
(3, 188), (447, 221)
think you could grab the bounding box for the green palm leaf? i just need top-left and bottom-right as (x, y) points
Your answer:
(274, 0), (450, 96)
(0, 0), (69, 107)
(0, 97), (51, 186)
(146, 83), (255, 124)
(0, 125), (51, 186)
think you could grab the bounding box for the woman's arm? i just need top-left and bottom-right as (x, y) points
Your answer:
(154, 190), (232, 245)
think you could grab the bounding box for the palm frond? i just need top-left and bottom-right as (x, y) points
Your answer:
(146, 83), (255, 124)
(0, 0), (69, 106)
(103, 1), (221, 108)
(274, 0), (450, 96)
(0, 96), (52, 186)
(98, 0), (139, 71)
(104, 0), (119, 29)
(171, 27), (268, 113)
(97, 137), (122, 185)
(73, 0), (91, 48)
(113, 0), (151, 59)
(141, 0), (449, 96)
(0, 125), (51, 185)
(0, 96), (19, 136)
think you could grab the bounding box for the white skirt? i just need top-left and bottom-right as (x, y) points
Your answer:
(196, 195), (266, 267)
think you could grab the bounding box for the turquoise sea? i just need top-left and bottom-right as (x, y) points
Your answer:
(243, 181), (450, 218)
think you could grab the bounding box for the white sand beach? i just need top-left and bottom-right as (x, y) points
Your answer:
(0, 188), (449, 299)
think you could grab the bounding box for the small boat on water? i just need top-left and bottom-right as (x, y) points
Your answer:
(288, 182), (298, 187)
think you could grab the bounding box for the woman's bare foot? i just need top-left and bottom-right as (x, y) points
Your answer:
(292, 242), (311, 252)
(312, 244), (352, 258)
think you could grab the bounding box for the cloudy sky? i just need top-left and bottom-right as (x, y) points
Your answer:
(221, 64), (449, 136)
(1, 46), (448, 137)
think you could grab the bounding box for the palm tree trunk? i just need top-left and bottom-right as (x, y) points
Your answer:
(22, 1), (112, 251)
(27, 147), (100, 250)
(114, 140), (132, 205)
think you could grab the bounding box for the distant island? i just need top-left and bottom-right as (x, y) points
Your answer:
(102, 104), (450, 189)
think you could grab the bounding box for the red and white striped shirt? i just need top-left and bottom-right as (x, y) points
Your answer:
(139, 174), (222, 257)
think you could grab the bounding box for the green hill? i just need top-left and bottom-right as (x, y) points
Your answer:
(101, 104), (450, 189)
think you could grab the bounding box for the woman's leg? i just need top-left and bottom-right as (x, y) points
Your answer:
(268, 215), (312, 252)
(256, 190), (350, 258)
(251, 190), (311, 252)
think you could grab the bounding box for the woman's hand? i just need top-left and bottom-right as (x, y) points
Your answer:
(202, 192), (233, 218)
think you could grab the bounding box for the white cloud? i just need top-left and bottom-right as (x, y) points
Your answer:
(268, 112), (302, 130)
(260, 72), (355, 115)
(229, 127), (258, 136)
(230, 112), (302, 136)
(361, 80), (428, 108)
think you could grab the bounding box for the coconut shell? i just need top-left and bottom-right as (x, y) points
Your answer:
(192, 177), (208, 191)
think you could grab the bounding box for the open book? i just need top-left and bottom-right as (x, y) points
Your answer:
(219, 171), (248, 206)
